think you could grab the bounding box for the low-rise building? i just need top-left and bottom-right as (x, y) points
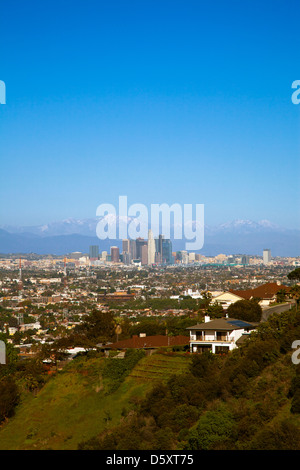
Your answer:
(210, 291), (244, 309)
(107, 333), (190, 352)
(229, 282), (290, 307)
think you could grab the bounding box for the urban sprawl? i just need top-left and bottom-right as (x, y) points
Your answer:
(0, 230), (299, 362)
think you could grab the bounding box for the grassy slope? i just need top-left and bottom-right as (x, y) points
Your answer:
(129, 352), (190, 382)
(0, 352), (191, 450)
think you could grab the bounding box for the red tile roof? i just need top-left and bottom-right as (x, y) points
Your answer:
(229, 282), (290, 300)
(109, 335), (190, 349)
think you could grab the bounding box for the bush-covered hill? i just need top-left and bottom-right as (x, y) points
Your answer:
(1, 307), (300, 450)
(78, 308), (300, 450)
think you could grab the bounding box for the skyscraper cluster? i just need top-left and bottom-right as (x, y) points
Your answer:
(122, 230), (173, 266)
(88, 231), (173, 265)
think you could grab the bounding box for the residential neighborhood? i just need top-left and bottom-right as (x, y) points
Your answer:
(0, 252), (298, 365)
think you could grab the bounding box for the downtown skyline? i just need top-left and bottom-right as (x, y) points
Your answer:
(0, 215), (299, 257)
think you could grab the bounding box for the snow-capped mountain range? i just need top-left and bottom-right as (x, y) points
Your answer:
(0, 218), (285, 237)
(0, 218), (299, 256)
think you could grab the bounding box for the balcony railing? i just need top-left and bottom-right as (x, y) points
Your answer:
(191, 334), (230, 342)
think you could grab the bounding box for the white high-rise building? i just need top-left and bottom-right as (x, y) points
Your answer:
(263, 249), (271, 265)
(147, 229), (155, 265)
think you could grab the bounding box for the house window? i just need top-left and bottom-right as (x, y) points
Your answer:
(194, 345), (212, 353)
(215, 346), (229, 354)
(216, 331), (227, 341)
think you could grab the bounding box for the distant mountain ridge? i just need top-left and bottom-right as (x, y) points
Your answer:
(0, 218), (99, 237)
(0, 217), (289, 237)
(0, 218), (299, 256)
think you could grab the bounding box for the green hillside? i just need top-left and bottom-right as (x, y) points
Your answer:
(77, 309), (300, 451)
(0, 351), (191, 450)
(1, 308), (300, 450)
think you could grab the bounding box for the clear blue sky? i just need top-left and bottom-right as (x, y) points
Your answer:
(0, 0), (299, 228)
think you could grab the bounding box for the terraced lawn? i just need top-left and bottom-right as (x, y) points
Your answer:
(128, 352), (191, 382)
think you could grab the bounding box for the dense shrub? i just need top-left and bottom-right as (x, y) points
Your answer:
(78, 414), (158, 450)
(157, 404), (200, 432)
(190, 351), (219, 378)
(248, 419), (300, 450)
(291, 391), (300, 414)
(0, 376), (20, 423)
(185, 403), (237, 450)
(290, 369), (300, 414)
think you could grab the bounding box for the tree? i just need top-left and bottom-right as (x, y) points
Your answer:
(130, 319), (165, 337)
(186, 404), (237, 450)
(291, 390), (300, 414)
(226, 299), (262, 322)
(76, 309), (116, 343)
(249, 420), (300, 450)
(276, 289), (287, 304)
(206, 302), (224, 318)
(290, 285), (300, 311)
(190, 351), (219, 378)
(0, 376), (20, 423)
(288, 268), (300, 283)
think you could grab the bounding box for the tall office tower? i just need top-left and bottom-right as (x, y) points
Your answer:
(19, 257), (22, 281)
(158, 234), (163, 259)
(147, 229), (155, 265)
(121, 240), (131, 265)
(136, 237), (147, 260)
(122, 239), (130, 253)
(89, 245), (99, 260)
(241, 255), (250, 266)
(263, 249), (271, 265)
(123, 252), (131, 265)
(141, 244), (148, 265)
(162, 238), (173, 264)
(180, 250), (188, 264)
(155, 234), (164, 264)
(155, 238), (161, 263)
(130, 239), (137, 260)
(111, 246), (120, 263)
(18, 257), (23, 291)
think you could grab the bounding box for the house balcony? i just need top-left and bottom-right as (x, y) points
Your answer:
(190, 333), (230, 343)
